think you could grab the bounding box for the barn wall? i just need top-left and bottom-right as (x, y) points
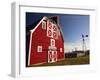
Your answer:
(29, 21), (50, 65)
(29, 19), (64, 65)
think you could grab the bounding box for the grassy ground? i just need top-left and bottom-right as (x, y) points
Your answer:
(29, 55), (90, 67)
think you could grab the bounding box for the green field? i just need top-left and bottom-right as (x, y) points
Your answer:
(29, 55), (90, 67)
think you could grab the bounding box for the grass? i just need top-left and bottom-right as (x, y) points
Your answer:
(29, 55), (90, 67)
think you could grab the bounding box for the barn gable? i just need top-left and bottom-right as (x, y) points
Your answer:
(26, 16), (64, 44)
(27, 16), (65, 66)
(47, 16), (64, 42)
(31, 16), (47, 33)
(48, 16), (59, 25)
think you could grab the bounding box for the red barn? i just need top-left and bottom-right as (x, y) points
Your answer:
(26, 16), (64, 66)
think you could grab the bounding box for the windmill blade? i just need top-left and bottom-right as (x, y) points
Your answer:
(82, 34), (84, 38)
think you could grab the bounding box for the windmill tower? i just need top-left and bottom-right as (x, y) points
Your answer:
(82, 34), (88, 53)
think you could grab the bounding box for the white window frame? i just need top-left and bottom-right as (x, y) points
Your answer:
(52, 24), (58, 39)
(50, 39), (55, 47)
(52, 51), (57, 62)
(60, 48), (62, 52)
(47, 20), (53, 38)
(42, 21), (46, 29)
(48, 50), (53, 63)
(37, 46), (42, 52)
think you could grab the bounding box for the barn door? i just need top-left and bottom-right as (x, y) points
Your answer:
(48, 50), (57, 63)
(52, 51), (57, 62)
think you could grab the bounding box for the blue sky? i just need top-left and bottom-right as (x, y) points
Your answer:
(26, 12), (89, 52)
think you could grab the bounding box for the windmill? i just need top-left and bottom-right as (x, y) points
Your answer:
(82, 34), (88, 53)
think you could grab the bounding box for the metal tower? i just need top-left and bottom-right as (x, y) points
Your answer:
(82, 34), (88, 52)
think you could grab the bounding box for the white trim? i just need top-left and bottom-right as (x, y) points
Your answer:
(42, 21), (46, 29)
(28, 17), (46, 66)
(52, 51), (57, 62)
(47, 20), (53, 38)
(30, 62), (47, 66)
(53, 24), (57, 31)
(37, 46), (42, 52)
(14, 1), (96, 11)
(48, 50), (57, 63)
(28, 31), (32, 66)
(52, 24), (59, 39)
(48, 50), (53, 63)
(60, 48), (62, 52)
(31, 17), (47, 33)
(50, 39), (55, 47)
(11, 2), (20, 77)
(53, 23), (60, 37)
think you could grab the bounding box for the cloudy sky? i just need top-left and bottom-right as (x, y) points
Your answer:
(26, 12), (89, 53)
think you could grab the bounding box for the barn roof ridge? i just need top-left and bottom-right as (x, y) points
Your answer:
(30, 16), (47, 33)
(26, 16), (64, 42)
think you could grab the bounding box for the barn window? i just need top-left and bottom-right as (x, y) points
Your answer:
(37, 46), (42, 52)
(47, 20), (53, 38)
(42, 21), (46, 29)
(51, 39), (55, 47)
(52, 24), (58, 39)
(60, 48), (62, 52)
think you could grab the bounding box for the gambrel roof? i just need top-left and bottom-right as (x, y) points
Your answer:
(26, 16), (64, 42)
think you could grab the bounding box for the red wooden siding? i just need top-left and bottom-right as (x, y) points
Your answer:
(28, 17), (64, 66)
